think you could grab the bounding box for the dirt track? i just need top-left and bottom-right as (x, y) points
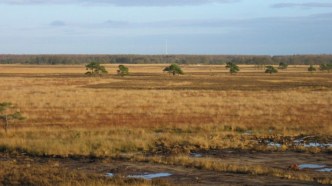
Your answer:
(1, 152), (331, 185)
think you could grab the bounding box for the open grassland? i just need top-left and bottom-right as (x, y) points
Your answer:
(0, 64), (331, 185)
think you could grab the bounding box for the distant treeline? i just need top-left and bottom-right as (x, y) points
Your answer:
(0, 54), (332, 65)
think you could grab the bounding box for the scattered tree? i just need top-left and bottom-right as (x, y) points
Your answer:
(319, 64), (332, 73)
(225, 62), (240, 74)
(85, 62), (108, 76)
(308, 65), (316, 73)
(0, 102), (24, 133)
(265, 65), (278, 74)
(117, 65), (129, 76)
(278, 62), (288, 70)
(163, 64), (184, 75)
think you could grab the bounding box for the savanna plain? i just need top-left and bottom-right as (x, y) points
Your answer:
(0, 64), (331, 186)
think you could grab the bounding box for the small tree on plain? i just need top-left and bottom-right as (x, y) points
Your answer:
(278, 62), (288, 70)
(225, 62), (240, 74)
(308, 65), (316, 73)
(319, 64), (332, 73)
(163, 64), (184, 76)
(265, 65), (278, 74)
(85, 62), (108, 76)
(0, 102), (24, 133)
(117, 65), (129, 76)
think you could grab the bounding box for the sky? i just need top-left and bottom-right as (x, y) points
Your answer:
(0, 0), (331, 55)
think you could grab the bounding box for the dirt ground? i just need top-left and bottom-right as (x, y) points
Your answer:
(1, 151), (330, 185)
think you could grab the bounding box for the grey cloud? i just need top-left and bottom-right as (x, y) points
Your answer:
(272, 3), (332, 9)
(0, 0), (239, 6)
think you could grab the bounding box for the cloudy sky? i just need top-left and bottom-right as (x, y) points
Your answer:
(0, 0), (331, 55)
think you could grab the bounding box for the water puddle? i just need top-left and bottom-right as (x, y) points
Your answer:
(303, 143), (332, 148)
(293, 137), (332, 148)
(128, 173), (172, 180)
(106, 172), (172, 180)
(299, 164), (326, 169)
(293, 139), (302, 144)
(106, 173), (114, 177)
(288, 164), (332, 173)
(190, 153), (203, 158)
(317, 168), (332, 172)
(243, 130), (253, 135)
(268, 142), (282, 148)
(262, 138), (332, 149)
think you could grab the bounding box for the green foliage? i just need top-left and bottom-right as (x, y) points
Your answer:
(265, 66), (278, 74)
(308, 65), (316, 72)
(225, 62), (240, 74)
(0, 102), (12, 112)
(163, 64), (184, 75)
(85, 62), (108, 76)
(278, 62), (288, 70)
(319, 64), (332, 72)
(117, 65), (129, 76)
(0, 102), (24, 133)
(1, 54), (332, 65)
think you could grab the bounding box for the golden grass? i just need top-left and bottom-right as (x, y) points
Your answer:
(0, 64), (331, 155)
(0, 125), (257, 157)
(0, 64), (331, 185)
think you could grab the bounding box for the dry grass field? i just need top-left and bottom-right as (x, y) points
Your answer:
(0, 64), (331, 185)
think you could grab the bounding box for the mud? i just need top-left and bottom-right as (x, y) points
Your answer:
(1, 152), (330, 185)
(201, 150), (332, 176)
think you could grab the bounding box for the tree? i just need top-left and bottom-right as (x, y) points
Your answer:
(163, 64), (184, 75)
(278, 62), (288, 70)
(319, 64), (332, 73)
(85, 62), (108, 76)
(225, 62), (240, 74)
(265, 66), (278, 74)
(117, 65), (129, 76)
(308, 65), (316, 73)
(0, 102), (24, 133)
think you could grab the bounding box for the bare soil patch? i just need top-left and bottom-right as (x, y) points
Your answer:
(0, 152), (322, 186)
